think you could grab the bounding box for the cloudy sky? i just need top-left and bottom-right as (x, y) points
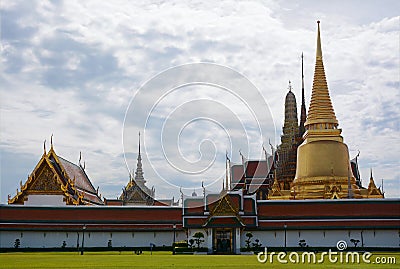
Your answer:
(1, 0), (399, 203)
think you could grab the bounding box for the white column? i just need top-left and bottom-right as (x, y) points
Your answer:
(207, 228), (213, 253)
(235, 228), (241, 254)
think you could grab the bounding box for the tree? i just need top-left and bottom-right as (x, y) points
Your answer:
(14, 239), (20, 249)
(245, 232), (253, 250)
(252, 238), (262, 250)
(188, 239), (195, 249)
(192, 232), (205, 249)
(299, 239), (308, 248)
(350, 239), (360, 247)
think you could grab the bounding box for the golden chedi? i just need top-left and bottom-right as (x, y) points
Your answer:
(292, 21), (361, 199)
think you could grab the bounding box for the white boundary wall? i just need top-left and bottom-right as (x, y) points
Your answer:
(0, 231), (186, 249)
(1, 229), (398, 249)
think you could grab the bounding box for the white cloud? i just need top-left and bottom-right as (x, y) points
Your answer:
(1, 0), (399, 202)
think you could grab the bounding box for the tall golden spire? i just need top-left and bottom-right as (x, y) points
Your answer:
(305, 21), (338, 130)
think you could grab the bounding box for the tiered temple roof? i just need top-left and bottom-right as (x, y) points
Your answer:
(8, 142), (103, 205)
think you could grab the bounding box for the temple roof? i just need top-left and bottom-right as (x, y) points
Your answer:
(58, 157), (97, 194)
(51, 153), (102, 205)
(8, 144), (103, 205)
(245, 160), (271, 178)
(120, 133), (155, 205)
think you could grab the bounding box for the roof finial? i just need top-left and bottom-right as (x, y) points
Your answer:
(50, 134), (53, 149)
(43, 139), (46, 154)
(288, 80), (292, 92)
(262, 144), (268, 161)
(370, 168), (373, 179)
(316, 20), (322, 59)
(225, 151), (230, 191)
(239, 149), (245, 165)
(79, 151), (82, 166)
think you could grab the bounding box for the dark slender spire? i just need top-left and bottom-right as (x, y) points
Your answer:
(299, 52), (307, 136)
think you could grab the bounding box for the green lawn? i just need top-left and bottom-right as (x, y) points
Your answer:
(0, 251), (398, 269)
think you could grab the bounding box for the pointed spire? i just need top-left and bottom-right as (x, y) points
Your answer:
(299, 53), (307, 136)
(134, 131), (145, 184)
(50, 134), (54, 149)
(316, 21), (322, 59)
(283, 80), (298, 138)
(305, 21), (338, 130)
(368, 168), (378, 192)
(225, 151), (229, 191)
(301, 52), (305, 90)
(138, 132), (141, 158)
(43, 139), (46, 154)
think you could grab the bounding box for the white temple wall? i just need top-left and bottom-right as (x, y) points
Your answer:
(0, 231), (186, 249)
(24, 195), (65, 206)
(241, 229), (399, 249)
(1, 229), (398, 249)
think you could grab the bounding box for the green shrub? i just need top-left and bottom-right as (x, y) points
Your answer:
(174, 247), (208, 253)
(173, 240), (188, 248)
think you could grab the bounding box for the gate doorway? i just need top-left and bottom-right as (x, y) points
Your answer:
(214, 229), (233, 253)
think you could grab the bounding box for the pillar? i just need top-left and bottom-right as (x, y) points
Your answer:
(207, 228), (213, 254)
(235, 228), (241, 254)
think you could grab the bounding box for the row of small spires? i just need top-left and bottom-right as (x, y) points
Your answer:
(11, 137), (383, 202)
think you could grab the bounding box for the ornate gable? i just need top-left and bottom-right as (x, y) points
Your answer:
(121, 184), (154, 205)
(212, 195), (238, 216)
(367, 171), (383, 198)
(203, 195), (244, 227)
(30, 164), (62, 192)
(8, 145), (85, 205)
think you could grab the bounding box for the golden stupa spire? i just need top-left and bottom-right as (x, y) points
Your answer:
(305, 21), (338, 130)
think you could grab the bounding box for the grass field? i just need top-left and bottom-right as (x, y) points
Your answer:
(0, 251), (398, 269)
